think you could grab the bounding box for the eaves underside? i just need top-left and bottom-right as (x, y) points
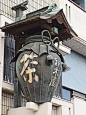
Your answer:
(1, 6), (77, 43)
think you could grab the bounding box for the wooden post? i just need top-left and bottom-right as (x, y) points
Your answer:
(14, 36), (22, 108)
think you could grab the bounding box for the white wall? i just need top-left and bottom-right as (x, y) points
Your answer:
(0, 14), (14, 115)
(52, 97), (73, 115)
(7, 98), (74, 115)
(72, 98), (86, 115)
(0, 15), (4, 115)
(0, 29), (4, 115)
(55, 0), (86, 41)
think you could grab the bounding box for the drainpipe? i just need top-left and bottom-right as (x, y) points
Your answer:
(12, 0), (28, 21)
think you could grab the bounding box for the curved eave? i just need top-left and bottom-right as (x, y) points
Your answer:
(1, 15), (41, 32)
(61, 11), (78, 37)
(1, 6), (77, 42)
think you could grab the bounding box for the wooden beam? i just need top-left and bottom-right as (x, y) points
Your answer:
(41, 24), (52, 32)
(11, 20), (47, 35)
(58, 29), (68, 35)
(19, 31), (41, 44)
(60, 12), (70, 34)
(41, 24), (59, 35)
(18, 28), (69, 44)
(19, 38), (26, 44)
(2, 15), (40, 32)
(41, 24), (70, 41)
(14, 36), (22, 108)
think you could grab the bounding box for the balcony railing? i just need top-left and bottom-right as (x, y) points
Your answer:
(1, 91), (26, 115)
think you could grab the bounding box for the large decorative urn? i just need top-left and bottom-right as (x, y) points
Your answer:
(12, 30), (65, 103)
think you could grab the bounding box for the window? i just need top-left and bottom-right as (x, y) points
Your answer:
(1, 91), (26, 115)
(62, 88), (71, 101)
(73, 91), (86, 101)
(62, 88), (86, 101)
(3, 33), (15, 83)
(52, 106), (57, 115)
(77, 3), (82, 7)
(71, 0), (85, 10)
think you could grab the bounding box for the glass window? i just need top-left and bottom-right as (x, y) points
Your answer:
(73, 91), (86, 101)
(62, 88), (71, 101)
(72, 0), (85, 9)
(4, 32), (15, 84)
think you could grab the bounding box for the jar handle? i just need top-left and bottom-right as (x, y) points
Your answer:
(41, 30), (52, 44)
(52, 37), (59, 47)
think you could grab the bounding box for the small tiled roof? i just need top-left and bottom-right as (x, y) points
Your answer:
(1, 6), (77, 43)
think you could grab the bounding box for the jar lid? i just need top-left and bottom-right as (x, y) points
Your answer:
(24, 35), (50, 45)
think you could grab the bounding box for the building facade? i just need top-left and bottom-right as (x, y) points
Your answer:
(58, 0), (86, 99)
(0, 0), (86, 115)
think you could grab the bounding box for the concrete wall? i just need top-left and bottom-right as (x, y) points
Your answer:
(62, 50), (86, 94)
